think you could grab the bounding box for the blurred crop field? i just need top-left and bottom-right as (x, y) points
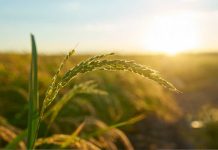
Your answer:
(1, 52), (218, 149)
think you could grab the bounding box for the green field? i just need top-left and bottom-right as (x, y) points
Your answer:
(1, 53), (218, 149)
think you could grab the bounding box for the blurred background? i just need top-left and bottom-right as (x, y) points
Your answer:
(1, 0), (218, 149)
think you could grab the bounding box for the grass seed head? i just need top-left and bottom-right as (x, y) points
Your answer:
(41, 52), (179, 120)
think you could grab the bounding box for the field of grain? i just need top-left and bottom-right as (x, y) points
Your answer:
(0, 52), (218, 149)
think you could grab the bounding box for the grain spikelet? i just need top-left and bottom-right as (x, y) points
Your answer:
(41, 52), (179, 120)
(36, 134), (100, 150)
(44, 49), (75, 107)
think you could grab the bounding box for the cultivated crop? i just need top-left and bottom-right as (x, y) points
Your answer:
(4, 34), (178, 150)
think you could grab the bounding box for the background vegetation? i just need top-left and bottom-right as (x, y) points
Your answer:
(0, 52), (218, 149)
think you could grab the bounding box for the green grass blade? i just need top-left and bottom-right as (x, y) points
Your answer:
(27, 34), (39, 149)
(5, 130), (27, 150)
(88, 114), (145, 138)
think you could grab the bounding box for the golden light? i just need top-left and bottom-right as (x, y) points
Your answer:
(143, 12), (199, 55)
(191, 120), (203, 128)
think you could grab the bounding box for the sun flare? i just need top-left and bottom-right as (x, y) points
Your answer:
(143, 12), (199, 55)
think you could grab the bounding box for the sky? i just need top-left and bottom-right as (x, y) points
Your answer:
(0, 0), (218, 54)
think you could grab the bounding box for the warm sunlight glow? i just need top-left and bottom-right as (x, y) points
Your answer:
(144, 12), (200, 55)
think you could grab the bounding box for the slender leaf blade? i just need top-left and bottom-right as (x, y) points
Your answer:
(27, 34), (39, 149)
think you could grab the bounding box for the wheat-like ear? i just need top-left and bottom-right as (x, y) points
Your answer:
(60, 59), (176, 91)
(41, 52), (179, 120)
(45, 49), (75, 102)
(70, 80), (107, 95)
(40, 49), (75, 118)
(35, 134), (101, 150)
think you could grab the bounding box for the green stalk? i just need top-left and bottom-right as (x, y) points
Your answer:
(27, 34), (39, 149)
